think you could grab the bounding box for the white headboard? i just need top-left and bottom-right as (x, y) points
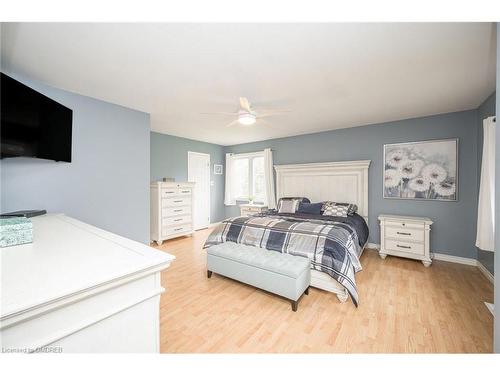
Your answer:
(274, 160), (371, 222)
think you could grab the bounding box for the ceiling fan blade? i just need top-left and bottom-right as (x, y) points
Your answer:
(257, 112), (292, 119)
(239, 97), (251, 112)
(256, 118), (273, 127)
(226, 120), (240, 127)
(257, 110), (292, 117)
(200, 112), (238, 116)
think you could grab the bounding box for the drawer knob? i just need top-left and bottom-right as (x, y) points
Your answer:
(396, 244), (411, 249)
(174, 209), (182, 212)
(397, 232), (411, 236)
(402, 223), (405, 226)
(174, 200), (183, 203)
(174, 219), (182, 222)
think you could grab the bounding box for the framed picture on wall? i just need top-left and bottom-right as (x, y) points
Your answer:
(383, 138), (458, 201)
(214, 164), (223, 175)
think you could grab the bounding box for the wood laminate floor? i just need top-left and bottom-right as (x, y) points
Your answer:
(155, 228), (493, 353)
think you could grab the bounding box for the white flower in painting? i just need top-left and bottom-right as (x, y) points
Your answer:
(421, 163), (447, 184)
(384, 168), (402, 188)
(408, 177), (430, 192)
(434, 181), (456, 197)
(386, 149), (407, 168)
(398, 159), (424, 180)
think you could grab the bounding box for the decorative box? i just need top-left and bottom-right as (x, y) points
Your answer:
(0, 217), (33, 248)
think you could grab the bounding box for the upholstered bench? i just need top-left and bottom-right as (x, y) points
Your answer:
(206, 242), (311, 311)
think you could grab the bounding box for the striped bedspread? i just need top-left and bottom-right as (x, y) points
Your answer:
(204, 214), (363, 306)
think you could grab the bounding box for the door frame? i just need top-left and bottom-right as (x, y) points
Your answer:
(187, 151), (211, 230)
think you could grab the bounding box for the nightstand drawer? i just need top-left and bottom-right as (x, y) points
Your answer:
(385, 221), (424, 230)
(385, 226), (424, 242)
(240, 205), (267, 217)
(385, 239), (424, 255)
(240, 209), (254, 217)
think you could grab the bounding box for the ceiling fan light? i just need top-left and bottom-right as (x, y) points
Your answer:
(238, 113), (256, 125)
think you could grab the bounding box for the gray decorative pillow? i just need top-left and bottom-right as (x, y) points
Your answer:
(322, 202), (349, 217)
(277, 197), (309, 213)
(346, 204), (358, 216)
(321, 202), (357, 217)
(321, 201), (358, 216)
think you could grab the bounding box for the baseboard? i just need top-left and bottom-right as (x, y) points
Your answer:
(485, 302), (494, 316)
(369, 243), (493, 281)
(477, 261), (494, 284)
(431, 252), (477, 266)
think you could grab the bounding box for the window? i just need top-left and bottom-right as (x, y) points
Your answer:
(232, 152), (265, 202)
(233, 158), (249, 199)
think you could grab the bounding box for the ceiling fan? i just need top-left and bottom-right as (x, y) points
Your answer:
(201, 97), (291, 127)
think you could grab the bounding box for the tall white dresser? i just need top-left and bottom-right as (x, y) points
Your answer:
(150, 181), (195, 245)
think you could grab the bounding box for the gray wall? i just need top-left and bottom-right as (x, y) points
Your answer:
(494, 23), (499, 355)
(0, 74), (151, 243)
(477, 92), (496, 274)
(150, 132), (225, 223)
(225, 110), (480, 259)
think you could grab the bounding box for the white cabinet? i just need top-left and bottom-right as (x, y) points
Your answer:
(0, 214), (174, 353)
(150, 181), (195, 245)
(240, 203), (268, 217)
(378, 214), (433, 267)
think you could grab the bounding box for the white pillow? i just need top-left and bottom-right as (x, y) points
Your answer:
(278, 199), (301, 213)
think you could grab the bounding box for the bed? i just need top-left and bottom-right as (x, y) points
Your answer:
(206, 160), (371, 305)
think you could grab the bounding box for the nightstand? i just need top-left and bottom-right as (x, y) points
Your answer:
(240, 203), (268, 217)
(378, 214), (433, 267)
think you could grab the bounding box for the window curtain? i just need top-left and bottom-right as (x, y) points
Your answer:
(263, 148), (277, 209)
(476, 116), (496, 252)
(224, 153), (236, 206)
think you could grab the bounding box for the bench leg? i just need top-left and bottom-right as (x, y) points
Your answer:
(207, 270), (212, 278)
(291, 300), (298, 312)
(304, 287), (309, 295)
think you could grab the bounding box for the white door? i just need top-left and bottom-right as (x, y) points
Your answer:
(188, 151), (211, 230)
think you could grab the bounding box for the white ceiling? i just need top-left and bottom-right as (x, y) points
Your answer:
(1, 23), (496, 146)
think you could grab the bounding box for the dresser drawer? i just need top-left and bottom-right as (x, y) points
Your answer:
(161, 188), (178, 198)
(161, 197), (191, 207)
(178, 188), (192, 196)
(163, 215), (191, 226)
(163, 206), (191, 216)
(385, 226), (424, 242)
(162, 225), (192, 237)
(385, 239), (424, 255)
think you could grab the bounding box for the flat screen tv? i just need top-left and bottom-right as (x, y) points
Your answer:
(1, 73), (73, 162)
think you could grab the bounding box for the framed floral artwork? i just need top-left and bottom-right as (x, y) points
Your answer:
(383, 138), (458, 201)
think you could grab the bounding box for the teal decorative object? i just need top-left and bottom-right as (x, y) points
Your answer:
(0, 217), (33, 248)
